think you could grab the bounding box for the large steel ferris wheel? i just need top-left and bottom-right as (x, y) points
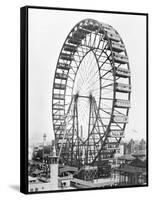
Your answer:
(52, 19), (131, 167)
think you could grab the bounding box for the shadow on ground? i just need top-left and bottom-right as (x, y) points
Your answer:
(9, 185), (20, 192)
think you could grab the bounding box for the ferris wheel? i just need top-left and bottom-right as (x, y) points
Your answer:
(52, 19), (131, 167)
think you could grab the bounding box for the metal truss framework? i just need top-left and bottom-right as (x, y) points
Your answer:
(52, 19), (131, 168)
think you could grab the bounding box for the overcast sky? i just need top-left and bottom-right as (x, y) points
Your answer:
(28, 8), (147, 145)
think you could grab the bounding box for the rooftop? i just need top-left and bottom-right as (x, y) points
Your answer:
(118, 154), (135, 161)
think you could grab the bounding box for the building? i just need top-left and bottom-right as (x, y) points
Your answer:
(139, 139), (146, 151)
(115, 144), (124, 158)
(124, 139), (135, 154)
(28, 146), (33, 161)
(118, 154), (135, 164)
(124, 139), (146, 155)
(113, 158), (147, 186)
(28, 145), (59, 192)
(132, 150), (146, 161)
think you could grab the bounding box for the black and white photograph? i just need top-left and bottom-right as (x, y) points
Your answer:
(20, 6), (148, 194)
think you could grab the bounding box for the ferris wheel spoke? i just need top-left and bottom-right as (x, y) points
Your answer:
(88, 33), (93, 47)
(97, 114), (107, 132)
(78, 101), (89, 115)
(86, 59), (99, 80)
(85, 51), (96, 76)
(101, 90), (113, 96)
(76, 48), (85, 62)
(100, 102), (112, 109)
(84, 34), (89, 47)
(66, 84), (73, 90)
(83, 36), (89, 51)
(113, 108), (127, 116)
(93, 98), (107, 132)
(76, 62), (95, 94)
(93, 119), (105, 139)
(67, 74), (75, 82)
(90, 87), (101, 93)
(69, 64), (77, 75)
(84, 82), (99, 94)
(101, 83), (113, 89)
(94, 33), (104, 54)
(85, 43), (109, 80)
(76, 68), (86, 91)
(72, 56), (80, 68)
(86, 76), (100, 88)
(101, 79), (113, 87)
(78, 45), (87, 58)
(96, 42), (108, 61)
(98, 55), (111, 70)
(100, 68), (113, 79)
(102, 70), (113, 79)
(100, 108), (112, 116)
(88, 33), (92, 47)
(100, 104), (127, 130)
(92, 31), (99, 48)
(80, 66), (99, 89)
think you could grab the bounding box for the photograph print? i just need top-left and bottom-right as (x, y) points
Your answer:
(20, 6), (148, 194)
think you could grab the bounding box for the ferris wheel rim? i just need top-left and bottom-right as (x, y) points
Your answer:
(52, 18), (131, 166)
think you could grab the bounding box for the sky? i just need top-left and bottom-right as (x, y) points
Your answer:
(28, 8), (147, 145)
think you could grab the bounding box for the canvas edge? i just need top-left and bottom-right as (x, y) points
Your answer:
(20, 6), (29, 194)
(20, 5), (149, 194)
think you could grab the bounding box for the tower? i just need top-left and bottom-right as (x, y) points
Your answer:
(43, 133), (47, 162)
(43, 133), (47, 146)
(48, 144), (58, 190)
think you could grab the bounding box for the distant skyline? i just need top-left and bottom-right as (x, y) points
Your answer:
(29, 136), (146, 147)
(28, 9), (147, 145)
